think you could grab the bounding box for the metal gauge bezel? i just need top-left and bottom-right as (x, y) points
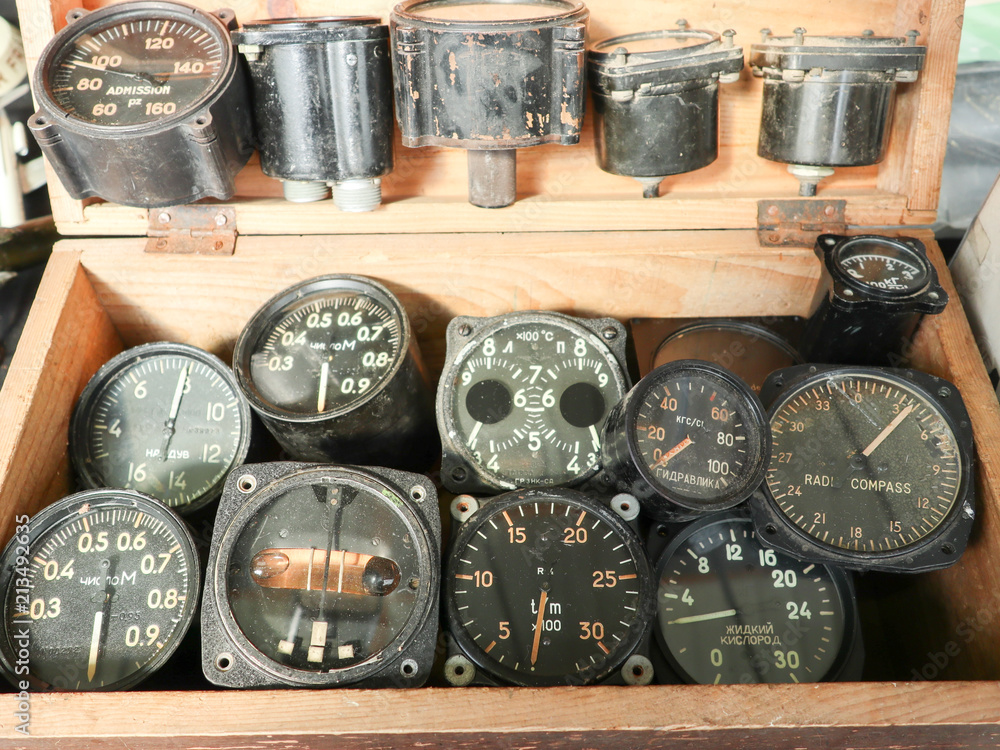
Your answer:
(754, 364), (976, 572)
(0, 489), (200, 691)
(69, 341), (253, 516)
(233, 275), (412, 424)
(437, 311), (630, 494)
(204, 463), (439, 687)
(622, 360), (771, 514)
(653, 511), (860, 684)
(444, 488), (655, 687)
(33, 0), (240, 135)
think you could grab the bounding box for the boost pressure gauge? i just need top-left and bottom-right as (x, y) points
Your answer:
(0, 489), (200, 691)
(29, 0), (253, 207)
(752, 365), (975, 572)
(234, 275), (438, 471)
(437, 311), (630, 494)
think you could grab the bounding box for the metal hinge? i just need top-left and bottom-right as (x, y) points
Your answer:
(757, 199), (846, 247)
(145, 205), (236, 255)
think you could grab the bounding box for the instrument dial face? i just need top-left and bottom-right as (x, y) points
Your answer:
(0, 491), (199, 691)
(219, 469), (433, 676)
(46, 8), (227, 127)
(443, 316), (627, 489)
(445, 491), (653, 686)
(765, 372), (962, 553)
(628, 362), (769, 511)
(71, 344), (252, 515)
(656, 516), (851, 684)
(833, 237), (929, 295)
(239, 276), (405, 417)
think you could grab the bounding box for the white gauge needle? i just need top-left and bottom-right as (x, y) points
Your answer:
(666, 609), (737, 626)
(654, 436), (693, 469)
(589, 425), (601, 451)
(87, 611), (103, 682)
(861, 404), (915, 457)
(467, 421), (483, 448)
(317, 362), (330, 413)
(168, 364), (190, 420)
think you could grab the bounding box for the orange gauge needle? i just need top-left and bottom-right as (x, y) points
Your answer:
(530, 590), (548, 666)
(861, 404), (915, 457)
(654, 436), (693, 469)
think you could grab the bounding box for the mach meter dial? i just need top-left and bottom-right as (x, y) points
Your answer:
(70, 342), (252, 516)
(0, 489), (199, 691)
(654, 513), (861, 684)
(443, 489), (655, 687)
(233, 275), (438, 471)
(28, 1), (253, 207)
(437, 312), (629, 494)
(751, 365), (975, 572)
(601, 361), (770, 521)
(200, 463), (440, 688)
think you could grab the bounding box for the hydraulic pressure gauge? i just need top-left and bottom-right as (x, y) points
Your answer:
(752, 365), (975, 572)
(70, 342), (252, 516)
(201, 463), (440, 688)
(601, 361), (770, 521)
(233, 275), (438, 471)
(0, 489), (199, 691)
(801, 234), (948, 366)
(28, 1), (253, 207)
(443, 489), (655, 687)
(654, 513), (861, 684)
(437, 311), (629, 494)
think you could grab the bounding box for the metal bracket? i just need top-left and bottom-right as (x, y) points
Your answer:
(757, 199), (846, 247)
(145, 205), (236, 255)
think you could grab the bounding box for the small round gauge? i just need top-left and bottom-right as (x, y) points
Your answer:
(70, 342), (252, 515)
(201, 463), (439, 688)
(829, 235), (930, 295)
(437, 312), (629, 494)
(755, 366), (974, 571)
(445, 489), (654, 686)
(655, 514), (859, 684)
(233, 275), (438, 469)
(0, 489), (199, 691)
(602, 360), (770, 520)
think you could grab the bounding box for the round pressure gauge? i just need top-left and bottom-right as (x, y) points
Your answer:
(437, 311), (630, 494)
(601, 360), (770, 520)
(752, 365), (975, 572)
(233, 275), (438, 471)
(200, 462), (440, 688)
(443, 489), (655, 687)
(654, 513), (861, 684)
(28, 0), (253, 207)
(70, 342), (253, 516)
(0, 489), (199, 691)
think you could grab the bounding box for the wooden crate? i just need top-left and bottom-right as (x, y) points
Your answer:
(4, 0), (1000, 747)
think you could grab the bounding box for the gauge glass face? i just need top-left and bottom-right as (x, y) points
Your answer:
(2, 494), (197, 690)
(77, 350), (248, 511)
(447, 494), (650, 685)
(657, 517), (848, 684)
(48, 11), (226, 126)
(631, 364), (767, 508)
(247, 284), (403, 416)
(447, 318), (627, 487)
(835, 239), (928, 294)
(225, 474), (427, 672)
(766, 372), (962, 552)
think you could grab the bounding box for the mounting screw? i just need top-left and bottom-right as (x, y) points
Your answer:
(938, 387), (952, 398)
(457, 324), (472, 337)
(760, 28), (772, 43)
(215, 213), (228, 226)
(722, 29), (736, 48)
(676, 18), (689, 31)
(906, 30), (919, 46)
(824, 205), (837, 217)
(862, 29), (875, 37)
(767, 204), (779, 216)
(601, 326), (618, 341)
(793, 27), (806, 45)
(157, 211), (171, 224)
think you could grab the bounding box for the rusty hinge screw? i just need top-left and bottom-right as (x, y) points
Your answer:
(158, 211), (171, 224)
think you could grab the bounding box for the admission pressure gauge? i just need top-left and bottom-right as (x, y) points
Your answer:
(751, 29), (926, 196)
(443, 489), (655, 687)
(28, 0), (253, 207)
(0, 489), (199, 691)
(588, 21), (743, 198)
(201, 463), (440, 688)
(233, 275), (438, 471)
(70, 342), (252, 516)
(752, 365), (975, 572)
(601, 361), (770, 521)
(654, 513), (862, 684)
(801, 234), (948, 366)
(437, 311), (629, 494)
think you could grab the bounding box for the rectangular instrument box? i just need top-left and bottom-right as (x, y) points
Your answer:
(4, 0), (1000, 747)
